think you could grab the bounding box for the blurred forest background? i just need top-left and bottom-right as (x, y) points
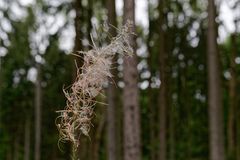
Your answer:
(0, 0), (240, 160)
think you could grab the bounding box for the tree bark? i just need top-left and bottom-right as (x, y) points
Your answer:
(123, 0), (141, 160)
(87, 0), (93, 49)
(158, 0), (167, 160)
(34, 63), (42, 160)
(6, 147), (12, 160)
(74, 0), (83, 53)
(106, 0), (118, 160)
(207, 0), (225, 160)
(92, 110), (106, 160)
(234, 11), (240, 160)
(72, 0), (84, 159)
(13, 136), (19, 160)
(169, 106), (175, 160)
(24, 115), (31, 160)
(73, 0), (83, 79)
(227, 33), (237, 159)
(237, 93), (240, 160)
(147, 2), (157, 159)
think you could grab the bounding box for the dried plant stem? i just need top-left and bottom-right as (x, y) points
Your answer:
(56, 20), (134, 154)
(71, 144), (78, 160)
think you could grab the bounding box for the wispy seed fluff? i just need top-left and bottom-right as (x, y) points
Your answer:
(56, 21), (134, 147)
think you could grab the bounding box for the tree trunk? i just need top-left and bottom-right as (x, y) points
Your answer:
(92, 109), (106, 160)
(116, 91), (123, 160)
(74, 0), (83, 53)
(235, 14), (240, 160)
(237, 94), (240, 160)
(6, 147), (12, 160)
(87, 0), (93, 49)
(169, 106), (175, 160)
(123, 0), (141, 160)
(147, 2), (157, 159)
(72, 0), (84, 159)
(0, 58), (2, 124)
(207, 0), (225, 160)
(227, 33), (237, 159)
(24, 115), (31, 160)
(13, 136), (19, 160)
(73, 0), (83, 79)
(34, 63), (42, 160)
(158, 0), (167, 160)
(106, 0), (118, 160)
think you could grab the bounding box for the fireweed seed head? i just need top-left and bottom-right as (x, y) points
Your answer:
(56, 21), (134, 147)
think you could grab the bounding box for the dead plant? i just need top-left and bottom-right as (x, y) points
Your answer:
(56, 20), (134, 149)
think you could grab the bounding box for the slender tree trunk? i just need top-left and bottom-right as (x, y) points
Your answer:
(87, 0), (93, 49)
(116, 92), (123, 160)
(92, 110), (106, 160)
(148, 58), (156, 160)
(169, 106), (175, 160)
(13, 136), (19, 160)
(0, 58), (2, 124)
(106, 53), (118, 160)
(148, 48), (156, 160)
(207, 0), (225, 160)
(123, 0), (141, 160)
(24, 115), (31, 160)
(106, 0), (118, 160)
(50, 149), (57, 160)
(6, 147), (12, 160)
(147, 3), (157, 159)
(235, 13), (240, 160)
(227, 33), (237, 159)
(72, 0), (84, 159)
(34, 63), (42, 160)
(73, 0), (83, 78)
(74, 0), (83, 53)
(158, 0), (167, 160)
(237, 94), (240, 160)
